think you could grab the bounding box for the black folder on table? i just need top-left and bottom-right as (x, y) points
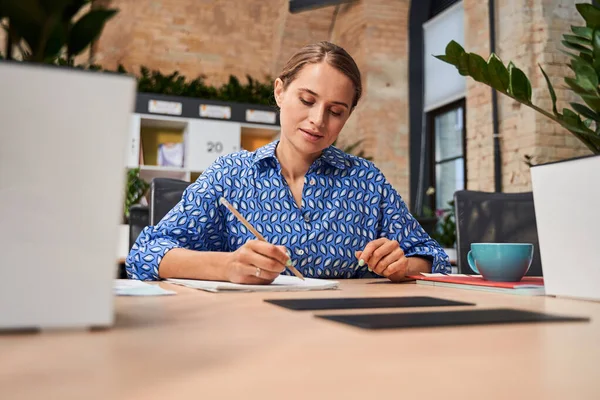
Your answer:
(317, 308), (590, 330)
(264, 296), (474, 311)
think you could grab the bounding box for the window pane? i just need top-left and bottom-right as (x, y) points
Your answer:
(436, 158), (464, 209)
(423, 2), (465, 111)
(434, 106), (463, 161)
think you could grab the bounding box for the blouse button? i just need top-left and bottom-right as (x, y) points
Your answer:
(309, 178), (316, 185)
(295, 248), (305, 256)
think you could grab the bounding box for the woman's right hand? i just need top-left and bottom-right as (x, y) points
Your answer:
(226, 240), (290, 284)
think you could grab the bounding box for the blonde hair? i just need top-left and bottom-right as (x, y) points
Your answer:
(278, 41), (362, 109)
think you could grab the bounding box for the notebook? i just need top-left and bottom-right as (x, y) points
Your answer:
(166, 275), (339, 293)
(114, 279), (176, 296)
(408, 273), (545, 296)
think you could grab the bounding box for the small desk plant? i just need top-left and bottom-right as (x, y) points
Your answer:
(434, 2), (600, 154)
(431, 201), (456, 263)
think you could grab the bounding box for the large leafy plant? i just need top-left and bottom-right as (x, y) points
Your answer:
(435, 2), (600, 154)
(0, 0), (117, 64)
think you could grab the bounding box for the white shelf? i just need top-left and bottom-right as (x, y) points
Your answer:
(137, 166), (190, 182)
(239, 122), (281, 131)
(139, 165), (186, 172)
(126, 104), (280, 184)
(140, 115), (188, 130)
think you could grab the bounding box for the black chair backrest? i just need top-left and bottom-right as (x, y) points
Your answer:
(128, 204), (149, 249)
(453, 190), (543, 276)
(149, 178), (190, 225)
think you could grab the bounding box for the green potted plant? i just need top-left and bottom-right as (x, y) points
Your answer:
(431, 201), (456, 262)
(414, 186), (438, 237)
(124, 168), (149, 223)
(435, 2), (599, 299)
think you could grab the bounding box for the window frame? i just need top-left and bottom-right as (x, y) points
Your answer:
(427, 98), (467, 212)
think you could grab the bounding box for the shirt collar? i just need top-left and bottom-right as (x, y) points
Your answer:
(252, 140), (349, 170)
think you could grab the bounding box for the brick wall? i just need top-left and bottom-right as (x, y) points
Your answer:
(2, 0), (590, 201)
(464, 0), (495, 192)
(326, 1), (367, 162)
(93, 0), (289, 86)
(350, 0), (411, 197)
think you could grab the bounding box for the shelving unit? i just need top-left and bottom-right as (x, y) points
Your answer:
(126, 93), (280, 183)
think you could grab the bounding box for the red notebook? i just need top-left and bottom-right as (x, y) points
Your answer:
(407, 274), (545, 295)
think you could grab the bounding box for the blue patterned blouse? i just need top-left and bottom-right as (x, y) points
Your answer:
(126, 141), (451, 280)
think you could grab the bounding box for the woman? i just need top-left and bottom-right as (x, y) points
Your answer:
(126, 41), (450, 283)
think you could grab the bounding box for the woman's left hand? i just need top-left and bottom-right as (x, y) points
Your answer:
(355, 238), (409, 280)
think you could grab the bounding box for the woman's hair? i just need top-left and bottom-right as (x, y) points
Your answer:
(278, 41), (362, 109)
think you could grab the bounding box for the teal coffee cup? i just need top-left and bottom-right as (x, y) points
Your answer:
(467, 243), (534, 282)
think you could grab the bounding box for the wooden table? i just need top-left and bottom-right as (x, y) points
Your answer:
(1, 280), (599, 400)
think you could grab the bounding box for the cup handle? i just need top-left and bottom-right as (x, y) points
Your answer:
(467, 251), (479, 274)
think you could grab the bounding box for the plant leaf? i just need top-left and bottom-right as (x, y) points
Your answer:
(562, 40), (593, 56)
(457, 52), (469, 76)
(63, 0), (90, 22)
(445, 40), (465, 65)
(572, 25), (593, 40)
(2, 0), (45, 23)
(565, 123), (600, 149)
(562, 50), (596, 71)
(434, 54), (452, 64)
(39, 0), (76, 15)
(508, 63), (532, 103)
(539, 64), (559, 116)
(570, 102), (598, 120)
(467, 52), (490, 84)
(579, 93), (600, 113)
(561, 48), (594, 64)
(44, 21), (67, 60)
(1, 0), (46, 53)
(592, 29), (600, 73)
(577, 3), (600, 30)
(68, 9), (118, 57)
(565, 77), (595, 95)
(560, 108), (600, 151)
(571, 57), (599, 91)
(487, 53), (509, 92)
(563, 34), (592, 47)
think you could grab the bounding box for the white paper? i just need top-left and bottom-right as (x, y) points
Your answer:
(166, 275), (339, 293)
(114, 279), (176, 296)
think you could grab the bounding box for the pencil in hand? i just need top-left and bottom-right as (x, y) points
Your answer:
(219, 197), (305, 280)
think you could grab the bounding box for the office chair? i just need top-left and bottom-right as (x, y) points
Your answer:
(128, 204), (150, 248)
(122, 178), (189, 278)
(149, 177), (190, 225)
(453, 190), (543, 276)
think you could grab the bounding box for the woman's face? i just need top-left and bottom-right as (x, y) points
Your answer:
(274, 61), (355, 156)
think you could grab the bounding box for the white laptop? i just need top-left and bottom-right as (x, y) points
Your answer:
(0, 62), (136, 329)
(531, 155), (600, 301)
